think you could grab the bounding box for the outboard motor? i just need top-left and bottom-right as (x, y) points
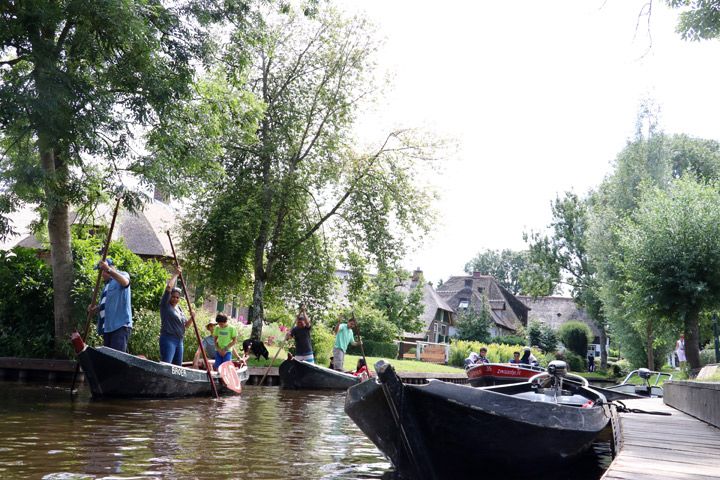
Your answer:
(547, 360), (567, 377)
(547, 360), (568, 396)
(638, 368), (652, 381)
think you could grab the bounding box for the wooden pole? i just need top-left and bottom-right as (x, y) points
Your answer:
(166, 231), (219, 399)
(71, 197), (122, 393)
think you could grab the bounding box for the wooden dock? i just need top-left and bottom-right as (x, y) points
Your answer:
(603, 397), (720, 480)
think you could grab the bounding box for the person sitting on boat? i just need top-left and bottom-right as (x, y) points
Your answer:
(520, 347), (538, 366)
(508, 351), (522, 364)
(353, 358), (370, 380)
(286, 308), (314, 363)
(159, 267), (194, 366)
(332, 316), (359, 371)
(463, 352), (479, 369)
(213, 314), (238, 370)
(88, 258), (132, 353)
(476, 347), (490, 364)
(192, 321), (218, 369)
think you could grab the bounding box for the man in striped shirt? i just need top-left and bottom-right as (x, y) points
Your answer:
(88, 258), (132, 352)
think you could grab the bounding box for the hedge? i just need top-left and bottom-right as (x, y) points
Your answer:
(347, 339), (398, 358)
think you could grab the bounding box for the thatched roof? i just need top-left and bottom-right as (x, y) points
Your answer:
(13, 200), (178, 259)
(436, 273), (528, 332)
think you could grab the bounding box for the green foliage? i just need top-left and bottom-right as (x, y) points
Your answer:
(347, 340), (398, 358)
(128, 309), (161, 361)
(609, 359), (631, 378)
(175, 5), (438, 341)
(557, 321), (592, 357)
(527, 320), (558, 353)
(699, 348), (716, 367)
(0, 0), (223, 347)
(310, 324), (335, 366)
(369, 268), (425, 335)
(454, 299), (492, 342)
(556, 350), (586, 372)
(0, 248), (55, 357)
(489, 335), (526, 346)
(464, 248), (531, 294)
(667, 0), (720, 42)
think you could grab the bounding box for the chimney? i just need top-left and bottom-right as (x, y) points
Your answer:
(412, 268), (423, 282)
(473, 271), (482, 279)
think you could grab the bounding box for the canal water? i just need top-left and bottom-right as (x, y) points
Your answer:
(0, 381), (612, 479)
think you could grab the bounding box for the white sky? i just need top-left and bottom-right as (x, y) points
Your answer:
(338, 0), (720, 285)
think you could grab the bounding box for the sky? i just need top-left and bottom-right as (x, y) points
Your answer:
(337, 0), (720, 285)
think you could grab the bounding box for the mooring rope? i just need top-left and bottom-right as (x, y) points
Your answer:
(613, 400), (672, 416)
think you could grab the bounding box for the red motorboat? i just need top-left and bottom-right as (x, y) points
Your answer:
(466, 363), (545, 387)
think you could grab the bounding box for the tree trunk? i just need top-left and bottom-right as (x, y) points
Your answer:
(250, 275), (265, 341)
(40, 146), (74, 356)
(645, 321), (654, 370)
(685, 309), (701, 371)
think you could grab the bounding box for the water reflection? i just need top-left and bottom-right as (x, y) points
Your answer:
(0, 382), (610, 479)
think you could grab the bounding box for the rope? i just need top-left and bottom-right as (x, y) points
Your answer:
(613, 400), (672, 416)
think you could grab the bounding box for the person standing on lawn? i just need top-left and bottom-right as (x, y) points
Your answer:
(332, 316), (359, 371)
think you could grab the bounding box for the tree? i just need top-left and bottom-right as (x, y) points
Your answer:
(464, 248), (530, 295)
(588, 106), (720, 368)
(524, 192), (609, 367)
(527, 320), (557, 353)
(557, 321), (592, 357)
(370, 268), (425, 335)
(667, 0), (720, 41)
(616, 176), (720, 370)
(177, 6), (437, 340)
(455, 300), (492, 342)
(0, 1), (219, 353)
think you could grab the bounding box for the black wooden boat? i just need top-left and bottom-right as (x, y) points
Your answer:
(279, 358), (361, 389)
(77, 345), (248, 398)
(345, 360), (612, 479)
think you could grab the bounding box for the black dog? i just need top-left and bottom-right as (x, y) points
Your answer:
(242, 339), (269, 360)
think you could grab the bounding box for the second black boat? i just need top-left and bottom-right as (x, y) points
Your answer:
(278, 358), (361, 389)
(345, 360), (613, 479)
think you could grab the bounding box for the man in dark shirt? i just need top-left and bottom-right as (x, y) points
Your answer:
(287, 311), (314, 363)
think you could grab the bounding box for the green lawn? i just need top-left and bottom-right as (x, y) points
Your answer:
(342, 354), (464, 373)
(243, 349), (465, 374)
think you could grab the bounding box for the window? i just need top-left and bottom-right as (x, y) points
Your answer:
(458, 300), (469, 309)
(464, 279), (472, 288)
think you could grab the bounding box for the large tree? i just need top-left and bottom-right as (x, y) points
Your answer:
(464, 248), (530, 295)
(0, 1), (222, 353)
(617, 176), (720, 370)
(524, 192), (609, 367)
(177, 6), (437, 340)
(588, 107), (720, 369)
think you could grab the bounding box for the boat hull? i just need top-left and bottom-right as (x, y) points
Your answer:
(78, 346), (247, 398)
(466, 363), (543, 387)
(279, 359), (360, 390)
(346, 363), (611, 479)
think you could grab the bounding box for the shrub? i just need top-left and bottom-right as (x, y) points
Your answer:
(556, 350), (585, 372)
(700, 348), (716, 367)
(0, 248), (55, 357)
(489, 335), (526, 346)
(348, 340), (398, 359)
(310, 323), (335, 366)
(527, 320), (558, 353)
(609, 359), (631, 378)
(557, 321), (592, 357)
(455, 302), (492, 342)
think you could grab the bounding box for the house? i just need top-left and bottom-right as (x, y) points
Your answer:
(516, 295), (603, 356)
(9, 197), (242, 319)
(436, 272), (528, 337)
(400, 269), (455, 344)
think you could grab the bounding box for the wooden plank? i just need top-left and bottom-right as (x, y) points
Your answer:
(603, 397), (720, 480)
